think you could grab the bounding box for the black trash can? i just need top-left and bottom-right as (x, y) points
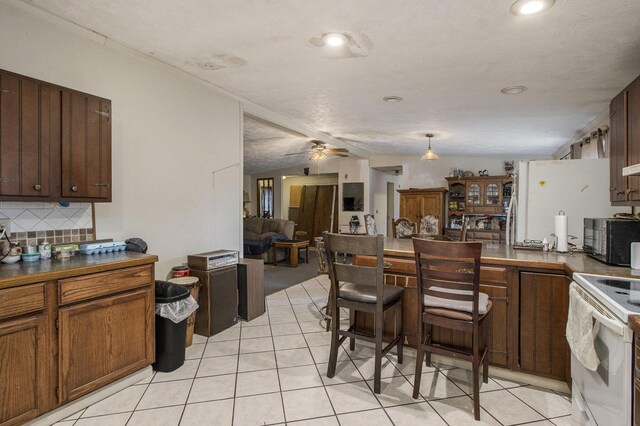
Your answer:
(154, 280), (190, 372)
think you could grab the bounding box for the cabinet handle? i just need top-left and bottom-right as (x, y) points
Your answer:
(0, 87), (14, 94)
(0, 177), (16, 182)
(383, 261), (393, 270)
(92, 183), (111, 188)
(617, 191), (625, 195)
(71, 186), (78, 192)
(626, 189), (636, 195)
(610, 187), (616, 191)
(33, 184), (41, 191)
(93, 110), (110, 118)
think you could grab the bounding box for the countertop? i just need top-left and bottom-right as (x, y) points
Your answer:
(0, 251), (158, 290)
(380, 237), (639, 278)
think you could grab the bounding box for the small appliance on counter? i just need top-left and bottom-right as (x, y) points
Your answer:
(583, 218), (640, 265)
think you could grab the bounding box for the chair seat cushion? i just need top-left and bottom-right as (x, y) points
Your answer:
(339, 282), (404, 304)
(424, 287), (490, 315)
(426, 299), (493, 321)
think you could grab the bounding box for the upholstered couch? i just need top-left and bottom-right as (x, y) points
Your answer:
(243, 217), (295, 263)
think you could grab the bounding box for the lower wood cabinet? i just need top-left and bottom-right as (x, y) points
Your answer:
(518, 272), (570, 382)
(0, 260), (155, 425)
(0, 315), (47, 426)
(58, 287), (154, 403)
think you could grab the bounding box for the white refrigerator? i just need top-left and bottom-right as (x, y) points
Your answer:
(512, 159), (628, 246)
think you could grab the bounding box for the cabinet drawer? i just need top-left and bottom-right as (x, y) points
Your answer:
(480, 266), (508, 286)
(59, 265), (152, 305)
(0, 283), (45, 320)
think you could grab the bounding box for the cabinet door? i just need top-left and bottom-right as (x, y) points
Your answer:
(61, 91), (111, 200)
(519, 272), (569, 381)
(609, 91), (626, 203)
(628, 79), (640, 201)
(484, 182), (500, 207)
(481, 284), (508, 367)
(0, 74), (59, 198)
(0, 315), (47, 426)
(58, 288), (153, 403)
(466, 183), (481, 208)
(400, 194), (423, 224)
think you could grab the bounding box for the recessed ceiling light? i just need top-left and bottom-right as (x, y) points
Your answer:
(501, 86), (528, 94)
(322, 33), (349, 47)
(197, 61), (223, 71)
(383, 96), (403, 103)
(510, 0), (555, 15)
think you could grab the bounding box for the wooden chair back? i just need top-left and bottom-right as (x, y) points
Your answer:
(419, 214), (440, 235)
(363, 214), (377, 235)
(323, 232), (384, 301)
(392, 217), (416, 238)
(460, 216), (470, 242)
(412, 238), (482, 319)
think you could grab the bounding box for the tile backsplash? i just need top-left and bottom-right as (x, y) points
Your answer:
(0, 202), (94, 248)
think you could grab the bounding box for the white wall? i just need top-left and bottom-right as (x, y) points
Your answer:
(337, 159), (370, 229)
(0, 2), (243, 277)
(368, 169), (400, 236)
(369, 155), (544, 190)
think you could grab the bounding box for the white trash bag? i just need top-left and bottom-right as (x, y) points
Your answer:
(155, 295), (199, 324)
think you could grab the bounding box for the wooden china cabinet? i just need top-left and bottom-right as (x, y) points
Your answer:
(445, 176), (513, 243)
(397, 188), (448, 235)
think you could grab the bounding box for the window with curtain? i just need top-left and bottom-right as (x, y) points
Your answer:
(257, 178), (274, 218)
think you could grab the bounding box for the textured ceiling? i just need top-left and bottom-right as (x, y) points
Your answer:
(20, 0), (640, 171)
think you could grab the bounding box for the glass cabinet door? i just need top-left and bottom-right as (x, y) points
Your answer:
(485, 183), (500, 205)
(467, 183), (481, 206)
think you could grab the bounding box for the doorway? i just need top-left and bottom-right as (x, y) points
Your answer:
(387, 182), (395, 236)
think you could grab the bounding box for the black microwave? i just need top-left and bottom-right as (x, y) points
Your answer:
(583, 218), (640, 266)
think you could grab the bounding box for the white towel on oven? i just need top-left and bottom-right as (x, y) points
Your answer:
(566, 283), (600, 371)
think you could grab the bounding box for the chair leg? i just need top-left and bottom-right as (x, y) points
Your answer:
(326, 302), (341, 379)
(482, 318), (489, 384)
(472, 329), (481, 421)
(472, 358), (480, 421)
(374, 312), (383, 394)
(425, 323), (432, 367)
(412, 320), (424, 399)
(395, 302), (403, 364)
(324, 286), (334, 332)
(349, 308), (355, 351)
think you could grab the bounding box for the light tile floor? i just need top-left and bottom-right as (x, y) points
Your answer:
(54, 274), (573, 426)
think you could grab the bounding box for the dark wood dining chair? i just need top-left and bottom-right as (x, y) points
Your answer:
(460, 216), (470, 242)
(411, 238), (491, 421)
(323, 232), (404, 393)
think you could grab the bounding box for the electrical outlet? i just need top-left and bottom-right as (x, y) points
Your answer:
(0, 219), (10, 236)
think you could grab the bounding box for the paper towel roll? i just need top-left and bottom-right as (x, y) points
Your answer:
(555, 211), (568, 253)
(631, 242), (640, 270)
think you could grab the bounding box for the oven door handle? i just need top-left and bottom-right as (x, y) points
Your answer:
(590, 309), (632, 342)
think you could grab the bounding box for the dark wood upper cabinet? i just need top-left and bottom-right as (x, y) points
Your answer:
(0, 69), (111, 202)
(0, 73), (60, 199)
(610, 74), (640, 205)
(61, 91), (111, 201)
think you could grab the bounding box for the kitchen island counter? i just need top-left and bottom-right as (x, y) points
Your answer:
(381, 237), (633, 277)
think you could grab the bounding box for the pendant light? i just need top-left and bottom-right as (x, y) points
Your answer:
(421, 133), (439, 161)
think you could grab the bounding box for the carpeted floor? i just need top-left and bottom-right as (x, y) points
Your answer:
(264, 249), (321, 295)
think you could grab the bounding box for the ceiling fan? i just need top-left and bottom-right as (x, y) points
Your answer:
(285, 140), (349, 159)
